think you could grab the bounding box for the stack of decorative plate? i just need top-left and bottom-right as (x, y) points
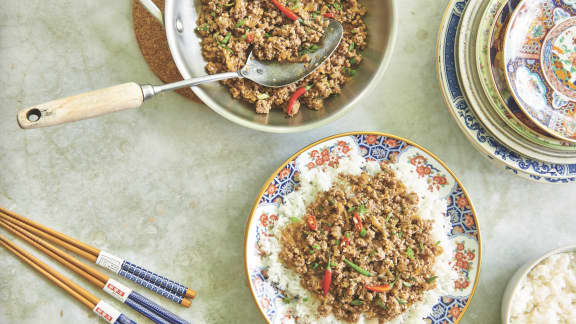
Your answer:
(437, 0), (576, 183)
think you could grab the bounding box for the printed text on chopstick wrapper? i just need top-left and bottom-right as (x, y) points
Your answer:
(103, 279), (132, 303)
(96, 251), (124, 274)
(93, 301), (121, 324)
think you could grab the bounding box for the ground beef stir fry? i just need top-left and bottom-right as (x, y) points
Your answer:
(279, 164), (443, 323)
(197, 0), (367, 116)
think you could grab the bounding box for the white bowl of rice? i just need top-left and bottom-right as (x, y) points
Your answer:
(502, 245), (576, 324)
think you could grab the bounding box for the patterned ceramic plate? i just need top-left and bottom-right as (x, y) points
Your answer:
(488, 1), (556, 138)
(244, 132), (481, 323)
(458, 0), (576, 163)
(477, 0), (576, 150)
(504, 0), (576, 142)
(437, 0), (576, 182)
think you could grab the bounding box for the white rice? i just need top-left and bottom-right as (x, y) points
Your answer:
(259, 154), (457, 324)
(510, 252), (576, 324)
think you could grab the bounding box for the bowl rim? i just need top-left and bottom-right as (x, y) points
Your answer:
(243, 131), (483, 323)
(501, 244), (576, 323)
(164, 0), (399, 133)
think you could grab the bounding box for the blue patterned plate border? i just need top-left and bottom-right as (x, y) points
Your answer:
(244, 132), (482, 324)
(437, 0), (576, 183)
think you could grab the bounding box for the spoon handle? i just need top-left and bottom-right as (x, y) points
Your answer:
(18, 83), (145, 129)
(17, 71), (241, 129)
(142, 71), (241, 99)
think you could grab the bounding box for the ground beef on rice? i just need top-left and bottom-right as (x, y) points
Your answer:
(279, 164), (442, 323)
(196, 0), (368, 116)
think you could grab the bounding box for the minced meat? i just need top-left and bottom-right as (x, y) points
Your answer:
(196, 0), (368, 116)
(279, 164), (442, 323)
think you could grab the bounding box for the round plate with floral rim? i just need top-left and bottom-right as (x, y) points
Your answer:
(437, 0), (576, 182)
(504, 0), (576, 142)
(477, 0), (576, 150)
(244, 132), (482, 323)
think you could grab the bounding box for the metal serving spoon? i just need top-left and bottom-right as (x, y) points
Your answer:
(18, 20), (343, 129)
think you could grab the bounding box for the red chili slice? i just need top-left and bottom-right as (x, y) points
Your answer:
(246, 33), (254, 43)
(340, 236), (350, 247)
(271, 0), (300, 21)
(365, 284), (392, 293)
(353, 213), (362, 232)
(306, 214), (317, 231)
(287, 86), (308, 115)
(323, 13), (335, 18)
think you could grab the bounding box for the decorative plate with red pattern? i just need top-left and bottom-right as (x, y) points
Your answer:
(244, 132), (481, 323)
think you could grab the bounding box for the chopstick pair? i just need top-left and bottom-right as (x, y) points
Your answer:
(0, 219), (189, 324)
(0, 208), (195, 307)
(0, 234), (137, 324)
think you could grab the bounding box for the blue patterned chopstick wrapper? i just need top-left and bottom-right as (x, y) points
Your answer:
(118, 269), (186, 304)
(96, 251), (190, 298)
(128, 290), (190, 324)
(103, 278), (190, 324)
(121, 260), (188, 297)
(93, 300), (137, 324)
(124, 297), (170, 324)
(115, 314), (137, 324)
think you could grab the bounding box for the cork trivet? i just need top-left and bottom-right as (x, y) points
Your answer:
(132, 0), (202, 103)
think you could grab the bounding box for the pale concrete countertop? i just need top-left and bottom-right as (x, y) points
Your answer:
(0, 0), (574, 323)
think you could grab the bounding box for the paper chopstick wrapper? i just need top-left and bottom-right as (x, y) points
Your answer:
(96, 251), (124, 274)
(97, 250), (189, 298)
(93, 301), (121, 324)
(103, 279), (132, 303)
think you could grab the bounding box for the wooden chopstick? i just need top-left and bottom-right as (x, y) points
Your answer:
(1, 219), (190, 324)
(0, 235), (136, 324)
(0, 219), (106, 287)
(0, 208), (196, 301)
(1, 212), (193, 308)
(0, 240), (96, 309)
(0, 234), (99, 306)
(0, 212), (97, 262)
(0, 207), (99, 256)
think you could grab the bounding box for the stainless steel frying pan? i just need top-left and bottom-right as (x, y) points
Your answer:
(19, 0), (397, 132)
(140, 0), (397, 133)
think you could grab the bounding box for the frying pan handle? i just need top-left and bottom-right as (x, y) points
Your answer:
(17, 83), (144, 129)
(138, 0), (164, 25)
